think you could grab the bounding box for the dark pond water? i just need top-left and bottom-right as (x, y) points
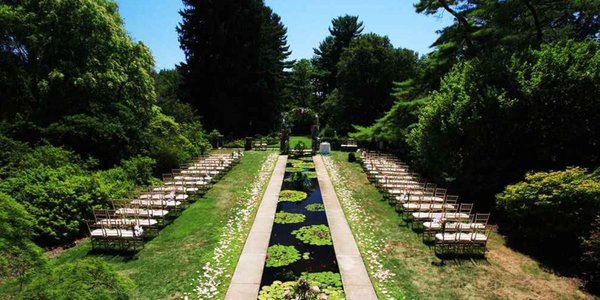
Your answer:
(259, 157), (341, 286)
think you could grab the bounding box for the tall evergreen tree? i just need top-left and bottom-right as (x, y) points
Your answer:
(283, 59), (317, 110)
(312, 15), (364, 97)
(178, 0), (290, 136)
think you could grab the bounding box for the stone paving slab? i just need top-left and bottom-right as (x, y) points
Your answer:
(225, 155), (287, 300)
(313, 155), (378, 300)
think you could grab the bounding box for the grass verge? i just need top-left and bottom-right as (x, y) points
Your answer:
(324, 152), (593, 300)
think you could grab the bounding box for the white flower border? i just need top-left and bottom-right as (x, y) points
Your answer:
(188, 153), (278, 299)
(322, 156), (399, 300)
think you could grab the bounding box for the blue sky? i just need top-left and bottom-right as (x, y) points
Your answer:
(116, 0), (454, 70)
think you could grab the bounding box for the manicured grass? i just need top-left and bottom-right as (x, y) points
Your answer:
(289, 136), (312, 148)
(3, 151), (274, 299)
(326, 152), (594, 300)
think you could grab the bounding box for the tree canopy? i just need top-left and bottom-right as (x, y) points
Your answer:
(312, 15), (364, 97)
(0, 0), (157, 166)
(323, 33), (419, 133)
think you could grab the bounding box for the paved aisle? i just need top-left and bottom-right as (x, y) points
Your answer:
(225, 155), (288, 300)
(314, 155), (378, 300)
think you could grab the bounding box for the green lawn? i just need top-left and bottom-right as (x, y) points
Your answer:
(289, 136), (312, 148)
(2, 151), (275, 299)
(325, 152), (593, 300)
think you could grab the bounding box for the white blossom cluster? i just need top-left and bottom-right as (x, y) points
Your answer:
(188, 153), (278, 299)
(322, 156), (401, 300)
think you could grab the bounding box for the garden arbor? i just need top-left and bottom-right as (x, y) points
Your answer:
(280, 107), (320, 154)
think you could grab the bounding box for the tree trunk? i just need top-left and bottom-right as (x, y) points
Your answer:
(437, 0), (474, 53)
(524, 0), (543, 45)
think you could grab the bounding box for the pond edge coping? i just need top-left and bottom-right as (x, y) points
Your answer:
(314, 155), (378, 300)
(225, 155), (288, 300)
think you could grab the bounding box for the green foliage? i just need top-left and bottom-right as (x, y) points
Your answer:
(274, 212), (306, 224)
(351, 91), (430, 153)
(581, 216), (600, 292)
(0, 145), (155, 246)
(258, 277), (345, 300)
(408, 40), (600, 208)
(266, 245), (301, 268)
(302, 252), (310, 260)
(0, 165), (107, 246)
(94, 156), (157, 201)
(326, 33), (420, 133)
(496, 167), (600, 259)
(0, 192), (46, 281)
(279, 190), (308, 202)
(285, 167), (304, 173)
(301, 272), (343, 289)
(0, 0), (157, 167)
(305, 204), (325, 212)
(22, 258), (134, 300)
(290, 160), (315, 169)
(120, 156), (156, 186)
(145, 107), (210, 174)
(284, 59), (318, 110)
(292, 225), (333, 246)
(293, 141), (307, 153)
(313, 15), (364, 97)
(154, 69), (198, 124)
(305, 172), (318, 179)
(178, 0), (291, 135)
(0, 141), (91, 178)
(284, 171), (311, 190)
(413, 0), (600, 88)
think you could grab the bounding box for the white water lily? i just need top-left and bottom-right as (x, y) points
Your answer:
(191, 153), (278, 299)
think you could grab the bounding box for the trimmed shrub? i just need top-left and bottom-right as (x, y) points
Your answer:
(496, 167), (600, 259)
(0, 192), (46, 282)
(0, 165), (107, 246)
(23, 258), (134, 300)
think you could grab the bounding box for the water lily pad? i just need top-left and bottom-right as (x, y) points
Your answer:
(274, 212), (306, 224)
(305, 171), (318, 179)
(285, 167), (303, 173)
(301, 272), (343, 288)
(290, 160), (315, 169)
(279, 190), (308, 202)
(292, 225), (333, 246)
(305, 203), (325, 212)
(258, 277), (345, 300)
(266, 245), (301, 267)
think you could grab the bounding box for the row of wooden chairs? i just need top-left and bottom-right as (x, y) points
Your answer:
(360, 150), (491, 255)
(86, 151), (242, 251)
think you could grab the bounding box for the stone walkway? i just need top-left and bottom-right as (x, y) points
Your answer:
(314, 155), (378, 300)
(225, 155), (288, 300)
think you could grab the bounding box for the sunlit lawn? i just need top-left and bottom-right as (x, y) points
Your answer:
(289, 135), (312, 148)
(328, 152), (593, 300)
